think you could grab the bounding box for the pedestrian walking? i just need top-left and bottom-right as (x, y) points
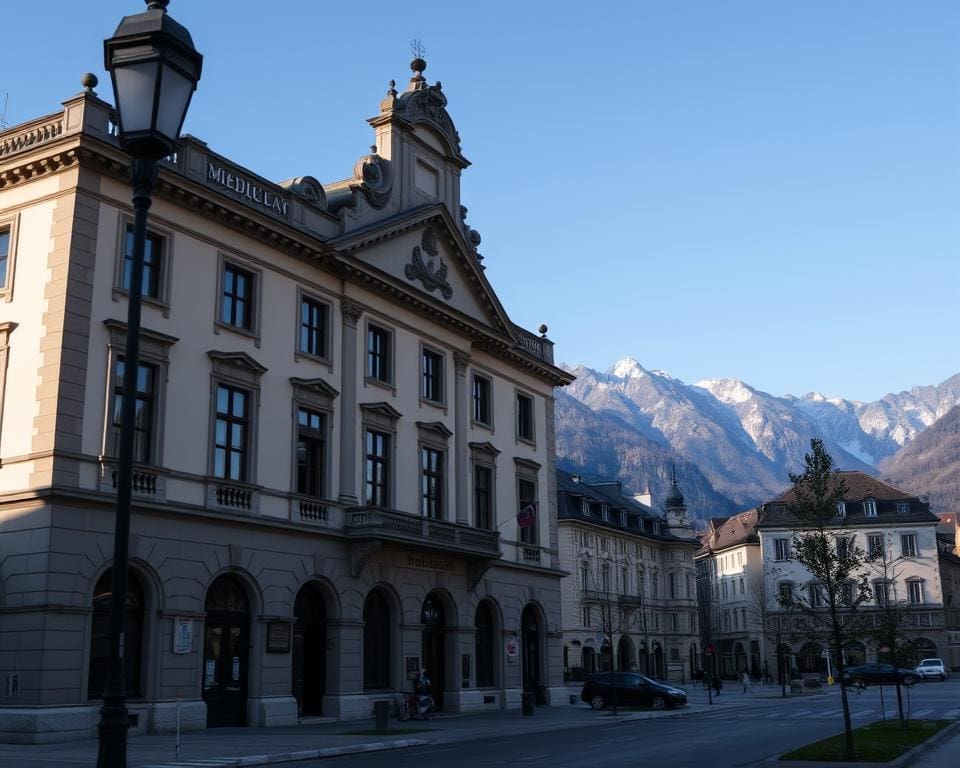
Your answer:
(712, 674), (722, 696)
(740, 669), (749, 693)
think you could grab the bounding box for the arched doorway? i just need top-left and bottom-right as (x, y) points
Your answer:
(582, 645), (596, 674)
(798, 642), (824, 676)
(521, 604), (543, 699)
(652, 642), (664, 680)
(363, 589), (391, 690)
(843, 641), (866, 668)
(638, 642), (649, 675)
(88, 568), (146, 700)
(203, 574), (250, 727)
(421, 593), (446, 710)
(292, 583), (327, 716)
(909, 638), (937, 667)
(475, 601), (496, 688)
(617, 635), (635, 671)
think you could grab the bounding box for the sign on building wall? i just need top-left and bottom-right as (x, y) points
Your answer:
(506, 637), (518, 662)
(173, 618), (193, 654)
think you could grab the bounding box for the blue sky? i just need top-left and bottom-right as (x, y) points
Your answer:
(4, 1), (958, 402)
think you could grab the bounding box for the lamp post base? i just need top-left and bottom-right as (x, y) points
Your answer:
(96, 693), (129, 768)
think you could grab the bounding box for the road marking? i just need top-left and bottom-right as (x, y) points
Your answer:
(913, 709), (934, 717)
(855, 709), (874, 717)
(944, 709), (959, 719)
(519, 754), (549, 761)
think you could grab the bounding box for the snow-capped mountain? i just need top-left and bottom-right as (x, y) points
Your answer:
(556, 359), (960, 512)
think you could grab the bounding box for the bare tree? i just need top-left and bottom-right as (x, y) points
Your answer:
(748, 568), (794, 698)
(779, 439), (872, 761)
(865, 528), (916, 729)
(587, 558), (636, 714)
(696, 561), (717, 696)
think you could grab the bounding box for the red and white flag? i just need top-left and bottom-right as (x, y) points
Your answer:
(517, 502), (537, 528)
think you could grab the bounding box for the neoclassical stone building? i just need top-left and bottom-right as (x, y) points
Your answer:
(0, 56), (573, 742)
(556, 471), (700, 683)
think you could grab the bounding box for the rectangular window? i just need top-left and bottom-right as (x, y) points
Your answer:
(809, 584), (824, 608)
(671, 613), (679, 631)
(901, 533), (918, 557)
(651, 571), (658, 597)
(836, 501), (846, 518)
(864, 500), (877, 517)
(0, 228), (9, 288)
(897, 502), (910, 515)
(601, 565), (611, 593)
(908, 581), (923, 605)
(637, 569), (644, 596)
(474, 465), (493, 529)
(518, 477), (537, 544)
(516, 392), (534, 442)
(840, 581), (854, 606)
(296, 408), (325, 497)
(123, 225), (164, 299)
(739, 577), (744, 595)
(421, 348), (444, 403)
(111, 358), (156, 464)
(670, 573), (677, 599)
(299, 297), (328, 358)
(214, 384), (249, 481)
(472, 373), (492, 425)
(774, 538), (790, 561)
(366, 324), (392, 383)
(868, 534), (884, 559)
(778, 582), (793, 604)
(873, 580), (888, 606)
(421, 446), (443, 518)
(364, 429), (389, 506)
(836, 537), (850, 559)
(582, 607), (591, 628)
(221, 263), (255, 330)
(581, 562), (590, 590)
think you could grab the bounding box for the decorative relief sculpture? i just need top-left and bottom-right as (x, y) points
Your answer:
(405, 227), (453, 300)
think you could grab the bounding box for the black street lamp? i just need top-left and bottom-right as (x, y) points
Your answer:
(99, 2), (201, 766)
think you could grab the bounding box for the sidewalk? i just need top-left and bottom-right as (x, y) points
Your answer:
(907, 723), (960, 768)
(0, 689), (768, 768)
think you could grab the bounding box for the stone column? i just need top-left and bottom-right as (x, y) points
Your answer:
(338, 301), (363, 504)
(453, 351), (470, 524)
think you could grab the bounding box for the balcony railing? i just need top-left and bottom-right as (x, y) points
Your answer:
(345, 507), (501, 557)
(514, 326), (555, 364)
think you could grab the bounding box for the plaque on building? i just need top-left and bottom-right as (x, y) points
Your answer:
(405, 655), (421, 679)
(173, 618), (193, 654)
(267, 621), (291, 653)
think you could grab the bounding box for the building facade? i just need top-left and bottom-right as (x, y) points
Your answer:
(757, 472), (950, 677)
(557, 471), (700, 683)
(695, 509), (764, 677)
(0, 58), (574, 742)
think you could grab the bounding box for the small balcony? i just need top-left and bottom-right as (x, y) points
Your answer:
(344, 506), (502, 558)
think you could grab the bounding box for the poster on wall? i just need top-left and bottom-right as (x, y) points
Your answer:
(173, 618), (193, 654)
(405, 656), (421, 679)
(505, 637), (518, 663)
(204, 660), (215, 688)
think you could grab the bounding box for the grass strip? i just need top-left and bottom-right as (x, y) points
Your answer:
(337, 727), (434, 736)
(780, 719), (949, 762)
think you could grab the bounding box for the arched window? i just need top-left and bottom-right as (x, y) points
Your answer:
(88, 569), (145, 699)
(363, 589), (391, 689)
(475, 601), (495, 687)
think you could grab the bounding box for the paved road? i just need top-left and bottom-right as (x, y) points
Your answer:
(306, 681), (960, 768)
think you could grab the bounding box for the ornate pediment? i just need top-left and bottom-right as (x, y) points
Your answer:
(289, 377), (340, 400)
(207, 350), (268, 375)
(359, 401), (403, 421)
(416, 421), (453, 440)
(469, 441), (501, 459)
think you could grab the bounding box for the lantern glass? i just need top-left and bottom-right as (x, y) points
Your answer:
(156, 65), (194, 141)
(113, 61), (161, 136)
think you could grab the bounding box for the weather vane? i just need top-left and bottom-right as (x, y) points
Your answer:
(410, 38), (426, 60)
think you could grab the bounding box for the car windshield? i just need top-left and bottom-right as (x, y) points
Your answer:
(919, 660), (939, 667)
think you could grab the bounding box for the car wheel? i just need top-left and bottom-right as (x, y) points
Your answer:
(903, 675), (917, 687)
(590, 694), (605, 710)
(651, 695), (666, 710)
(941, 674), (946, 682)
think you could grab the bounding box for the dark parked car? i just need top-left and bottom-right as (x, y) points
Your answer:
(581, 672), (687, 710)
(841, 663), (918, 688)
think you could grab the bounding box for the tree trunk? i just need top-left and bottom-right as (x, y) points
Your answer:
(833, 628), (856, 761)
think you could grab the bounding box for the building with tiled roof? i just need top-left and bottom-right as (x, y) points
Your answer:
(556, 470), (700, 683)
(695, 508), (763, 677)
(757, 471), (955, 675)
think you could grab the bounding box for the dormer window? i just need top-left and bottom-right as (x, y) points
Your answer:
(897, 502), (910, 515)
(836, 502), (846, 518)
(618, 510), (626, 527)
(601, 504), (610, 522)
(581, 499), (589, 517)
(864, 500), (877, 517)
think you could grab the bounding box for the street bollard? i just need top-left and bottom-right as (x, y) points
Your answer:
(374, 700), (389, 733)
(522, 692), (535, 716)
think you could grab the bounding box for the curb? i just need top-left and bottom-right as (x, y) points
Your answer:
(140, 737), (429, 767)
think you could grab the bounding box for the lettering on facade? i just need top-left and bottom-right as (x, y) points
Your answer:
(404, 553), (457, 573)
(207, 162), (288, 216)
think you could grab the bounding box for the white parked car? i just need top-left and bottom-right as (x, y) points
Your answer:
(914, 658), (949, 681)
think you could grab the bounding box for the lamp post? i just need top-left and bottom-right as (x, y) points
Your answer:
(99, 2), (201, 766)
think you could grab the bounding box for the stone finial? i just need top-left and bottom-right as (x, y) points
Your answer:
(409, 41), (427, 91)
(146, 0), (170, 11)
(80, 73), (99, 95)
(387, 79), (397, 97)
(538, 324), (548, 337)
